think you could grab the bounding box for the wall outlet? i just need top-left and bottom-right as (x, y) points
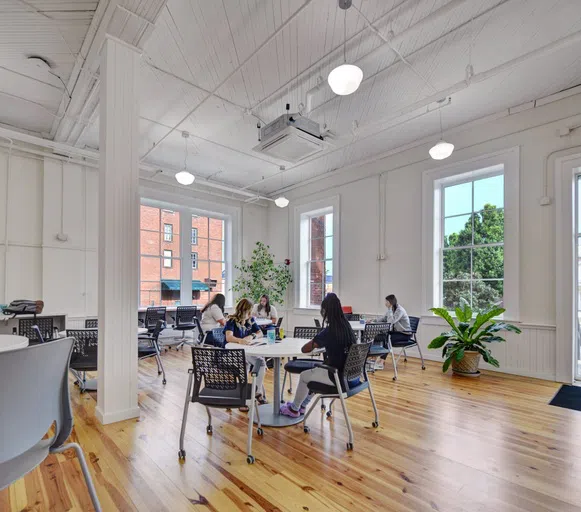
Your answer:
(539, 196), (551, 206)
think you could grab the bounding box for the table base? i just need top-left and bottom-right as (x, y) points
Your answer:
(254, 403), (304, 427)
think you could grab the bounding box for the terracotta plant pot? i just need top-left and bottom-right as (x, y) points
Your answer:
(451, 351), (481, 377)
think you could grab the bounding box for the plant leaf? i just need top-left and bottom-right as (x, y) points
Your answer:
(455, 347), (465, 361)
(430, 308), (463, 338)
(469, 307), (505, 337)
(428, 335), (451, 349)
(442, 357), (452, 373)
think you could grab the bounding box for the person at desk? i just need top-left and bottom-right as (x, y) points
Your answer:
(375, 294), (411, 369)
(200, 293), (226, 345)
(224, 298), (267, 408)
(279, 293), (355, 418)
(251, 294), (278, 325)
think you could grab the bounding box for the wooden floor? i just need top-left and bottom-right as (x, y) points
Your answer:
(2, 349), (581, 512)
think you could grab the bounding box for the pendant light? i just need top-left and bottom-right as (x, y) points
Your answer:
(274, 165), (289, 208)
(328, 0), (363, 96)
(175, 131), (195, 185)
(429, 105), (454, 160)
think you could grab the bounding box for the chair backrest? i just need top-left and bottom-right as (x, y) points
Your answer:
(361, 322), (391, 345)
(342, 342), (372, 383)
(191, 347), (247, 396)
(276, 316), (283, 328)
(314, 318), (321, 328)
(145, 307), (166, 329)
(66, 329), (98, 370)
(150, 320), (164, 341)
(210, 328), (226, 347)
(344, 313), (361, 321)
(0, 337), (74, 469)
(176, 306), (197, 326)
(294, 326), (322, 339)
(193, 317), (205, 343)
(19, 317), (54, 342)
(409, 316), (420, 334)
(85, 318), (98, 328)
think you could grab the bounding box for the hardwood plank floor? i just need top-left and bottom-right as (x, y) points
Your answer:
(2, 348), (581, 512)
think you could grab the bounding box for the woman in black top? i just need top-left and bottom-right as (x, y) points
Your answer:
(280, 293), (355, 418)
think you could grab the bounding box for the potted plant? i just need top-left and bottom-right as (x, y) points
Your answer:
(231, 242), (292, 305)
(427, 300), (521, 376)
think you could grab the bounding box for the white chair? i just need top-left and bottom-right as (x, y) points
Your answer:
(0, 337), (101, 511)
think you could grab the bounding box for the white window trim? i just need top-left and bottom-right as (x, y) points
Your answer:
(421, 147), (520, 320)
(162, 249), (172, 268)
(191, 251), (198, 270)
(555, 153), (581, 383)
(191, 227), (198, 245)
(163, 223), (173, 242)
(293, 195), (340, 310)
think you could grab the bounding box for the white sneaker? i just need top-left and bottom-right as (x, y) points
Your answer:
(374, 358), (384, 370)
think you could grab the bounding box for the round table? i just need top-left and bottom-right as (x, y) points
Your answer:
(59, 327), (148, 337)
(226, 337), (316, 427)
(0, 334), (29, 353)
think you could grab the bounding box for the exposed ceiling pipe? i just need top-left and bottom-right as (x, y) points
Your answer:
(139, 0), (316, 163)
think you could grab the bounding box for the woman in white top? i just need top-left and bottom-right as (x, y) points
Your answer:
(200, 293), (226, 333)
(251, 294), (278, 325)
(376, 294), (411, 367)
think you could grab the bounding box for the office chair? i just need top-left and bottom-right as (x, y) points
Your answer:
(361, 322), (397, 379)
(66, 329), (98, 393)
(85, 318), (98, 328)
(391, 316), (426, 370)
(138, 320), (166, 385)
(171, 306), (198, 350)
(281, 327), (323, 401)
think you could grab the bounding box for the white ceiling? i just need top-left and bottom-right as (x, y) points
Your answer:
(1, 0), (581, 196)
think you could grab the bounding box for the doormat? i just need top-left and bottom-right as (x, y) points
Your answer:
(549, 385), (581, 412)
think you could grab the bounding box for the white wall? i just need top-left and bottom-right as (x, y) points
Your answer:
(0, 149), (268, 322)
(266, 92), (581, 382)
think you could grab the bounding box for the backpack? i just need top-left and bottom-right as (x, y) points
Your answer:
(2, 300), (44, 317)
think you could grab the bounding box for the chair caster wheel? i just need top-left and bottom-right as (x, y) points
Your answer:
(80, 389), (86, 394)
(287, 388), (292, 394)
(162, 379), (167, 385)
(247, 455), (255, 464)
(346, 442), (353, 451)
(404, 358), (407, 362)
(393, 376), (397, 381)
(257, 427), (264, 436)
(74, 380), (79, 386)
(303, 426), (310, 433)
(158, 371), (162, 375)
(178, 450), (186, 460)
(372, 421), (379, 428)
(422, 366), (426, 370)
(206, 425), (213, 435)
(326, 411), (332, 418)
(321, 404), (326, 411)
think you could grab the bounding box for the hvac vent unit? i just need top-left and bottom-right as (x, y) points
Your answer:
(253, 113), (326, 163)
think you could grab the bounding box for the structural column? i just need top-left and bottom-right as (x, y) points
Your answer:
(96, 36), (140, 425)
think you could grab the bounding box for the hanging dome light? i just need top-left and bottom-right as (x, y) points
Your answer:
(274, 196), (290, 208)
(328, 1), (362, 97)
(429, 102), (454, 160)
(175, 170), (195, 185)
(328, 64), (363, 96)
(176, 131), (195, 185)
(429, 141), (454, 160)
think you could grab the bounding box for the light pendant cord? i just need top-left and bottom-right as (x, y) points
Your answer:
(439, 108), (444, 139)
(343, 8), (347, 64)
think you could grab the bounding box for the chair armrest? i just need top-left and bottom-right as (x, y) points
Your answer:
(250, 358), (264, 376)
(318, 364), (338, 373)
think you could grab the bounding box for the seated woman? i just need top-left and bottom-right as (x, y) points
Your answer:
(224, 298), (267, 407)
(375, 294), (411, 368)
(251, 294), (278, 325)
(200, 293), (226, 345)
(280, 293), (355, 418)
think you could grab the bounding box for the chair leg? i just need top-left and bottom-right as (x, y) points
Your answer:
(333, 373), (354, 449)
(179, 372), (194, 458)
(415, 342), (426, 370)
(403, 348), (407, 362)
(54, 443), (101, 512)
(153, 340), (166, 385)
(303, 395), (321, 427)
(247, 378), (258, 463)
(288, 371), (293, 394)
(368, 379), (379, 427)
(388, 341), (398, 381)
(281, 370), (288, 402)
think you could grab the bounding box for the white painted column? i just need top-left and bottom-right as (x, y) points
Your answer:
(96, 36), (140, 425)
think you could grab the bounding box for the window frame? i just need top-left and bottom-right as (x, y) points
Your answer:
(191, 251), (198, 270)
(162, 249), (172, 268)
(293, 196), (340, 310)
(191, 227), (198, 245)
(421, 148), (519, 320)
(163, 223), (173, 242)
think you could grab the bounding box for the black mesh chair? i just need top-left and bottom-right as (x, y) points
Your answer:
(280, 327), (324, 401)
(66, 329), (98, 393)
(19, 317), (56, 344)
(391, 316), (426, 371)
(204, 327), (226, 348)
(345, 313), (361, 321)
(179, 347), (263, 464)
(85, 318), (98, 328)
(302, 342), (378, 450)
(171, 306), (197, 350)
(138, 320), (166, 385)
(139, 306), (166, 333)
(193, 317), (206, 345)
(314, 318), (321, 328)
(361, 322), (397, 380)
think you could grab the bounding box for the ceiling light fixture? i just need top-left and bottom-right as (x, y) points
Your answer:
(328, 0), (363, 96)
(429, 102), (454, 160)
(176, 131), (195, 185)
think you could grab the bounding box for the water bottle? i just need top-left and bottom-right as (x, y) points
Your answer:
(360, 314), (366, 325)
(279, 327), (285, 339)
(267, 326), (276, 344)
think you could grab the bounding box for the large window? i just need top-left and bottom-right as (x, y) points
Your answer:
(140, 204), (229, 307)
(296, 199), (338, 309)
(441, 174), (504, 311)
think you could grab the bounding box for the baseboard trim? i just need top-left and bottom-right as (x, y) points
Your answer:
(95, 405), (140, 425)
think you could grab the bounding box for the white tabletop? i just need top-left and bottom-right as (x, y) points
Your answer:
(255, 318), (273, 326)
(226, 337), (311, 358)
(0, 334), (29, 352)
(349, 321), (366, 331)
(59, 327), (148, 338)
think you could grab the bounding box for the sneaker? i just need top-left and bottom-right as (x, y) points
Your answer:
(374, 358), (385, 370)
(279, 402), (301, 418)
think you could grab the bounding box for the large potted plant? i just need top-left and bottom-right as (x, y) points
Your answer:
(231, 242), (292, 305)
(427, 300), (521, 376)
